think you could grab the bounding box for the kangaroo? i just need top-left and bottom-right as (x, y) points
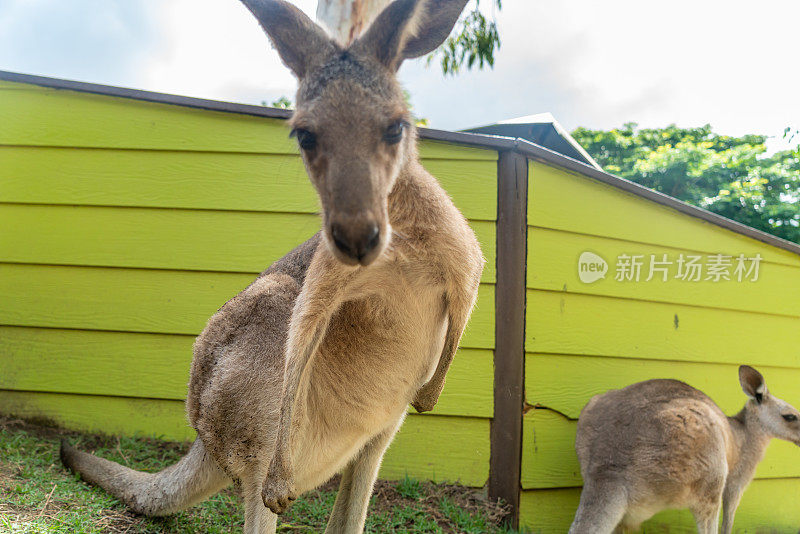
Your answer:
(59, 1), (482, 533)
(568, 366), (800, 534)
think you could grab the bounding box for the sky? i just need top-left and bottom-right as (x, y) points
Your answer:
(1, 0), (798, 152)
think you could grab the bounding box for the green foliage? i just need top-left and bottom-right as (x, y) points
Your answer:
(428, 0), (502, 76)
(262, 96), (293, 109)
(572, 123), (800, 243)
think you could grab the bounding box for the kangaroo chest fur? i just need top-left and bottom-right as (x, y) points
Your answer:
(292, 265), (448, 490)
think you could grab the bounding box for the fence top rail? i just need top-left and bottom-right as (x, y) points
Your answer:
(3, 69), (799, 257)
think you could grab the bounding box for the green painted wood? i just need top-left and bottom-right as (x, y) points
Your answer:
(0, 147), (318, 212)
(520, 408), (800, 490)
(519, 487), (581, 534)
(0, 204), (317, 272)
(526, 227), (800, 317)
(0, 390), (197, 441)
(0, 389), (488, 486)
(520, 478), (800, 533)
(0, 82), (497, 161)
(0, 326), (493, 418)
(0, 327), (193, 401)
(0, 204), (496, 283)
(521, 410), (580, 490)
(381, 415), (489, 486)
(528, 160), (800, 268)
(525, 289), (800, 366)
(0, 264), (495, 349)
(418, 140), (498, 162)
(525, 354), (800, 419)
(0, 147), (498, 221)
(0, 83), (295, 154)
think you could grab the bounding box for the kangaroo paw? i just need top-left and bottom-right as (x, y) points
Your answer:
(261, 476), (296, 514)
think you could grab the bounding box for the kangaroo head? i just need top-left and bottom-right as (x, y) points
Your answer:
(242, 0), (468, 266)
(739, 365), (800, 446)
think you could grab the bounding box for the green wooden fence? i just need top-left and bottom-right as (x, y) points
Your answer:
(2, 71), (800, 532)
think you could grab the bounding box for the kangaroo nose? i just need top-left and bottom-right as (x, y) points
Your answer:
(331, 222), (380, 262)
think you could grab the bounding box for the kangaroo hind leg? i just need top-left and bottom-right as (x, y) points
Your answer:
(324, 416), (404, 534)
(692, 501), (721, 534)
(568, 481), (627, 534)
(242, 475), (278, 534)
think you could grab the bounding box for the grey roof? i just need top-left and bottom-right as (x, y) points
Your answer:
(463, 112), (602, 170)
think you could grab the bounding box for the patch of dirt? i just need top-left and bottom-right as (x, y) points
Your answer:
(316, 476), (511, 530)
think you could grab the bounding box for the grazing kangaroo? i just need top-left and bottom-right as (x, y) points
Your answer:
(60, 1), (482, 533)
(569, 366), (800, 534)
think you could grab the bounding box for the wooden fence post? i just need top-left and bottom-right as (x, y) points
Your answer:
(489, 150), (528, 528)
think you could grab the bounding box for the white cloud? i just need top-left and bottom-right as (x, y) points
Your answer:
(403, 0), (799, 148)
(139, 0), (316, 104)
(2, 0), (798, 149)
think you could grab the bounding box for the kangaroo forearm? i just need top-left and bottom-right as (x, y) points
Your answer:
(412, 294), (474, 412)
(270, 316), (328, 472)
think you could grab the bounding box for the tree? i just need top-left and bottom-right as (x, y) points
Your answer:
(427, 0), (502, 75)
(571, 124), (800, 243)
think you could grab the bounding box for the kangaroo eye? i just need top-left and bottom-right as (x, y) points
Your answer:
(383, 121), (405, 145)
(291, 129), (317, 151)
(783, 414), (798, 422)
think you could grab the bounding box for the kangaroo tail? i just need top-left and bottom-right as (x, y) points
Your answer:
(60, 437), (230, 516)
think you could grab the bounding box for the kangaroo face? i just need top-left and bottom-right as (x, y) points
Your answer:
(739, 365), (800, 446)
(291, 54), (413, 267)
(756, 394), (800, 446)
(242, 0), (469, 266)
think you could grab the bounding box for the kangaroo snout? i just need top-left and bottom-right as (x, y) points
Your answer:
(329, 220), (382, 265)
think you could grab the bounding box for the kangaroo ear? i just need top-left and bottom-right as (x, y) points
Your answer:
(354, 0), (469, 71)
(740, 365), (767, 403)
(240, 0), (336, 78)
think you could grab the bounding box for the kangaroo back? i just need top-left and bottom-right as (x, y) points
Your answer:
(571, 379), (731, 533)
(571, 369), (800, 534)
(60, 438), (229, 516)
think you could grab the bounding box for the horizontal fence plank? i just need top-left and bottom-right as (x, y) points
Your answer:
(0, 264), (495, 349)
(0, 204), (496, 283)
(525, 354), (800, 419)
(520, 478), (800, 533)
(0, 326), (493, 418)
(0, 147), (317, 211)
(0, 389), (488, 486)
(382, 415), (489, 486)
(519, 487), (581, 534)
(528, 160), (800, 268)
(525, 289), (800, 366)
(0, 147), (498, 221)
(0, 83), (295, 154)
(521, 409), (800, 490)
(527, 227), (800, 317)
(0, 82), (497, 161)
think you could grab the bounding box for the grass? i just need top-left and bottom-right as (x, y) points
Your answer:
(0, 417), (514, 533)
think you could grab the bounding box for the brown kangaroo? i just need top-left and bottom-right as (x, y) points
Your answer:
(569, 366), (800, 534)
(60, 1), (482, 533)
